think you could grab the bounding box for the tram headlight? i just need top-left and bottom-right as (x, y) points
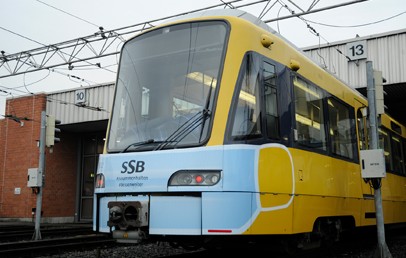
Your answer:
(177, 174), (193, 185)
(205, 174), (220, 184)
(168, 170), (221, 186)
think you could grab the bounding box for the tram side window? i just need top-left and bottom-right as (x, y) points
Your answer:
(379, 129), (392, 171)
(293, 76), (326, 150)
(357, 109), (369, 150)
(403, 139), (406, 175)
(263, 61), (279, 139)
(231, 54), (262, 139)
(327, 98), (355, 159)
(391, 134), (405, 175)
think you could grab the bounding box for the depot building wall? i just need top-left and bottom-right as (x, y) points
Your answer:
(0, 94), (77, 222)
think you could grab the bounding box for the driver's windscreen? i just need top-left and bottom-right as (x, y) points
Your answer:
(107, 21), (228, 152)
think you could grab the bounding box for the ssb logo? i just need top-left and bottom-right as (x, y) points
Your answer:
(121, 160), (145, 173)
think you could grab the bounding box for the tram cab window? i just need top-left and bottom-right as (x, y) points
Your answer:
(230, 54), (281, 141)
(231, 54), (262, 139)
(293, 76), (327, 150)
(264, 61), (279, 139)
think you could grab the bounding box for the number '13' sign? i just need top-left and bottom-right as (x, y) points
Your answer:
(346, 40), (367, 61)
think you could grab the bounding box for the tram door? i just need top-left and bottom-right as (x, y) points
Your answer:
(80, 134), (104, 220)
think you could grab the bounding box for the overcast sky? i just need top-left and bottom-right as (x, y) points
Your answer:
(1, 0), (405, 116)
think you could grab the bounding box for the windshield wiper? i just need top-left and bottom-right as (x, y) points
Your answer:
(199, 78), (214, 141)
(121, 138), (155, 153)
(154, 78), (214, 151)
(154, 109), (211, 151)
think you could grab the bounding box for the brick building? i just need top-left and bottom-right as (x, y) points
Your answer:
(0, 83), (113, 223)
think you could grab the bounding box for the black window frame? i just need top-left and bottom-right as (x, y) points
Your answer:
(380, 126), (406, 176)
(291, 73), (359, 163)
(224, 52), (284, 145)
(326, 95), (358, 161)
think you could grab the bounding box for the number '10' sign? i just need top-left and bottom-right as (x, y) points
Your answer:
(346, 40), (367, 61)
(75, 89), (86, 105)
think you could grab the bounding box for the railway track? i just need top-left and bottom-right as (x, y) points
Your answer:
(0, 226), (95, 242)
(0, 223), (404, 258)
(0, 233), (115, 257)
(0, 223), (115, 257)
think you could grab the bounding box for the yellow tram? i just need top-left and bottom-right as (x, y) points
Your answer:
(93, 9), (406, 251)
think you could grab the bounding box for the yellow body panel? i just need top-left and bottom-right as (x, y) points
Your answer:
(290, 195), (363, 233)
(250, 198), (294, 234)
(290, 149), (362, 198)
(258, 147), (294, 195)
(248, 146), (406, 234)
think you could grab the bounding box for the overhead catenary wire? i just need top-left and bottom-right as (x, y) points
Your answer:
(35, 0), (101, 29)
(0, 63), (96, 99)
(273, 0), (355, 70)
(46, 95), (109, 113)
(257, 0), (278, 20)
(1, 0), (120, 78)
(263, 0), (368, 23)
(0, 0), (246, 80)
(0, 84), (34, 95)
(0, 25), (112, 76)
(0, 0), (372, 80)
(0, 27), (46, 47)
(306, 10), (406, 28)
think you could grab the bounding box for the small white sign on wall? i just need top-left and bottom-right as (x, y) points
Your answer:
(346, 40), (367, 61)
(75, 89), (86, 105)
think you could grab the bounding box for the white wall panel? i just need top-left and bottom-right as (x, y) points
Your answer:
(46, 83), (114, 125)
(303, 29), (406, 89)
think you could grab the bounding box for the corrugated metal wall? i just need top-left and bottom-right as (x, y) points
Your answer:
(46, 83), (114, 125)
(303, 29), (406, 89)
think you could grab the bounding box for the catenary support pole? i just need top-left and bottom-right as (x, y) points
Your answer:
(366, 61), (392, 258)
(33, 111), (46, 240)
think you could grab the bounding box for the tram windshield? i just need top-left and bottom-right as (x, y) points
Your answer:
(107, 21), (228, 152)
